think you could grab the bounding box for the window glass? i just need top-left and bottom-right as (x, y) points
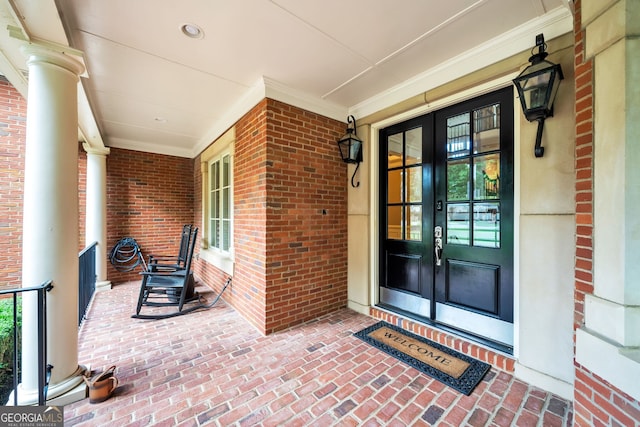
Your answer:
(406, 205), (422, 241)
(386, 128), (423, 242)
(474, 104), (501, 154)
(405, 128), (422, 166)
(473, 154), (500, 200)
(388, 170), (403, 204)
(222, 154), (230, 186)
(447, 113), (470, 158)
(387, 206), (402, 240)
(406, 167), (422, 203)
(222, 220), (230, 251)
(208, 154), (232, 252)
(447, 159), (469, 201)
(388, 133), (403, 169)
(473, 202), (500, 248)
(447, 203), (469, 245)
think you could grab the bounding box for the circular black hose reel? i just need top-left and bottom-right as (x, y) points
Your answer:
(109, 237), (147, 272)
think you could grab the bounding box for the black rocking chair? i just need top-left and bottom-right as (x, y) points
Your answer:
(147, 224), (193, 272)
(133, 227), (202, 319)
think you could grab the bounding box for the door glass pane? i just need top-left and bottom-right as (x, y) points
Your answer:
(387, 206), (402, 240)
(473, 202), (500, 248)
(406, 205), (422, 241)
(473, 154), (500, 200)
(406, 166), (422, 203)
(447, 159), (469, 201)
(447, 113), (470, 158)
(388, 170), (403, 204)
(447, 203), (469, 245)
(405, 128), (422, 166)
(388, 133), (403, 168)
(473, 104), (501, 153)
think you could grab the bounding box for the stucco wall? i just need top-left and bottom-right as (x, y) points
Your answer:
(352, 33), (577, 399)
(515, 39), (576, 398)
(574, 0), (640, 424)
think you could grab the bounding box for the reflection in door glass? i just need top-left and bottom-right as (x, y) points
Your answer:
(388, 170), (403, 204)
(474, 154), (500, 200)
(406, 206), (422, 241)
(388, 133), (403, 169)
(473, 202), (500, 248)
(447, 203), (469, 245)
(387, 206), (402, 240)
(407, 166), (422, 203)
(447, 159), (469, 201)
(405, 128), (422, 165)
(446, 113), (470, 158)
(473, 104), (501, 153)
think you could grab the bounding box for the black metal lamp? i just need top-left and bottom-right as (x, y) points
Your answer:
(337, 115), (363, 187)
(512, 33), (564, 157)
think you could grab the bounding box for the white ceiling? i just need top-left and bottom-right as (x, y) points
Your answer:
(0, 0), (573, 158)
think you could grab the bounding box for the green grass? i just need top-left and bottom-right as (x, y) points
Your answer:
(0, 296), (21, 404)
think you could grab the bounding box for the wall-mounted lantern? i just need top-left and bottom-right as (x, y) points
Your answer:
(337, 115), (363, 187)
(512, 33), (564, 157)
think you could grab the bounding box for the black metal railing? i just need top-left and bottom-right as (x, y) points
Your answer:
(79, 242), (98, 325)
(0, 281), (53, 406)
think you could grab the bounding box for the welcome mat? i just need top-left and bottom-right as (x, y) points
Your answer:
(354, 321), (490, 395)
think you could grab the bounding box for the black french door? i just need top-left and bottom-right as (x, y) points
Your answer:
(379, 87), (514, 348)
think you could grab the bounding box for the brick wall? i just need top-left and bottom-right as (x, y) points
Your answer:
(572, 1), (640, 425)
(0, 79), (91, 290)
(193, 100), (269, 330)
(194, 99), (347, 334)
(263, 99), (347, 333)
(106, 148), (194, 284)
(573, 0), (594, 333)
(0, 77), (26, 290)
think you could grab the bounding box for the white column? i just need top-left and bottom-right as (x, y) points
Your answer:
(17, 44), (87, 404)
(84, 144), (111, 291)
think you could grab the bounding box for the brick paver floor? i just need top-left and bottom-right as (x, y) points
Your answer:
(64, 280), (572, 426)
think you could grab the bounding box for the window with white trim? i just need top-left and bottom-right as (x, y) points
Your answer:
(208, 153), (232, 252)
(200, 127), (234, 275)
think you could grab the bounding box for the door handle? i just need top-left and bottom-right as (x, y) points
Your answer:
(434, 226), (443, 266)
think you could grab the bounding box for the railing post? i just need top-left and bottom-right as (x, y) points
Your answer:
(1, 280), (53, 406)
(36, 281), (53, 405)
(11, 294), (18, 406)
(79, 242), (98, 325)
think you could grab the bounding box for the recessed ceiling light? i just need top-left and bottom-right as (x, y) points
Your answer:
(180, 23), (204, 39)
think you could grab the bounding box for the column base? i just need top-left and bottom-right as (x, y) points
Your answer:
(6, 365), (89, 406)
(96, 280), (112, 291)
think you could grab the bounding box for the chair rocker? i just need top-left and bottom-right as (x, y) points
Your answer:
(133, 227), (201, 319)
(147, 224), (192, 272)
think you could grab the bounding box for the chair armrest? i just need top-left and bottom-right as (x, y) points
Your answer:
(149, 255), (180, 262)
(140, 270), (188, 278)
